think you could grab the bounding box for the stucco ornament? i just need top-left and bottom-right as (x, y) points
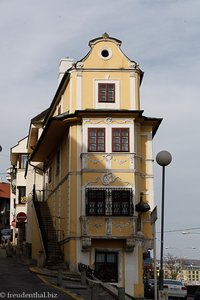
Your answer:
(102, 172), (115, 185)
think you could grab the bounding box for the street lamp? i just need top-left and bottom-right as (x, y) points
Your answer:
(156, 150), (172, 291)
(182, 231), (200, 235)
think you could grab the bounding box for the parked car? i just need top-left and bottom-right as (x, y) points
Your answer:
(144, 279), (187, 299)
(0, 228), (12, 244)
(163, 279), (187, 299)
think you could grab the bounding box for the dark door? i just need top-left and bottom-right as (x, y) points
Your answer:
(95, 251), (118, 282)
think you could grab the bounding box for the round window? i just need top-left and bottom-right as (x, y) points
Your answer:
(101, 49), (109, 58)
(99, 48), (112, 60)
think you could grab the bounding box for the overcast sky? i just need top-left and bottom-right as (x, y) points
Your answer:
(0, 0), (200, 259)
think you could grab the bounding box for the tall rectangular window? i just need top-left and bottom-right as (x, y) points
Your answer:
(19, 154), (28, 169)
(18, 186), (26, 204)
(112, 190), (131, 216)
(98, 83), (115, 103)
(88, 128), (105, 152)
(112, 128), (129, 152)
(86, 189), (106, 216)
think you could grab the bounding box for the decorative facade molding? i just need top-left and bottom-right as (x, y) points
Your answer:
(80, 217), (138, 240)
(76, 62), (84, 69)
(81, 153), (136, 169)
(83, 118), (133, 125)
(102, 173), (116, 185)
(105, 217), (112, 235)
(80, 216), (88, 236)
(129, 61), (137, 69)
(85, 172), (133, 187)
(81, 237), (91, 252)
(115, 222), (130, 232)
(125, 238), (136, 252)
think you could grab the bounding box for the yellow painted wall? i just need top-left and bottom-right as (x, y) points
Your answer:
(47, 38), (141, 119)
(135, 72), (140, 110)
(83, 41), (130, 69)
(82, 73), (95, 109)
(134, 245), (145, 298)
(87, 154), (106, 169)
(63, 82), (70, 113)
(81, 71), (132, 110)
(111, 154), (130, 170)
(71, 72), (77, 112)
(119, 72), (130, 110)
(82, 172), (134, 187)
(142, 217), (153, 239)
(31, 208), (43, 260)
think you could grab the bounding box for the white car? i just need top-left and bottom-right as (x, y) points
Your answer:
(163, 279), (187, 299)
(145, 279), (187, 299)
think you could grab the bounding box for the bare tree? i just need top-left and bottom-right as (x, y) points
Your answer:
(164, 253), (182, 279)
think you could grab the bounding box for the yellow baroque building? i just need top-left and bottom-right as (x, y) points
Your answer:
(28, 33), (161, 298)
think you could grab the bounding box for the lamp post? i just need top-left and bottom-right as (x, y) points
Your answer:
(156, 150), (172, 291)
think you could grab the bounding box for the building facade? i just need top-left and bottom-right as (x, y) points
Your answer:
(10, 137), (28, 246)
(17, 33), (161, 298)
(9, 110), (47, 252)
(180, 260), (200, 286)
(0, 182), (10, 230)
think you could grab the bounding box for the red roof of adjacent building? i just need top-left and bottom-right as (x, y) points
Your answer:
(0, 182), (10, 199)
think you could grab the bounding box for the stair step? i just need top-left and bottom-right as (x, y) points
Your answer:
(34, 201), (64, 265)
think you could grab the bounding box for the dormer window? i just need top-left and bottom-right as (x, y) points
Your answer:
(98, 83), (115, 103)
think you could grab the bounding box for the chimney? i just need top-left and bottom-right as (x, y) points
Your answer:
(58, 57), (74, 85)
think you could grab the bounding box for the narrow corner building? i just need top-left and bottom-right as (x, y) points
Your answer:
(27, 33), (161, 298)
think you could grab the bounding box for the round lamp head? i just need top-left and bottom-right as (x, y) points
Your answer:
(156, 150), (172, 167)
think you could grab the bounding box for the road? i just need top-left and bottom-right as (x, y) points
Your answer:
(0, 248), (73, 300)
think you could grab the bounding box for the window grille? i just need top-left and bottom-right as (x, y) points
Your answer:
(86, 187), (133, 216)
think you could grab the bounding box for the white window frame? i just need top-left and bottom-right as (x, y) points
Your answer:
(94, 80), (120, 109)
(82, 120), (134, 154)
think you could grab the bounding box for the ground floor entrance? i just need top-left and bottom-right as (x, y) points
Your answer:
(95, 251), (118, 282)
